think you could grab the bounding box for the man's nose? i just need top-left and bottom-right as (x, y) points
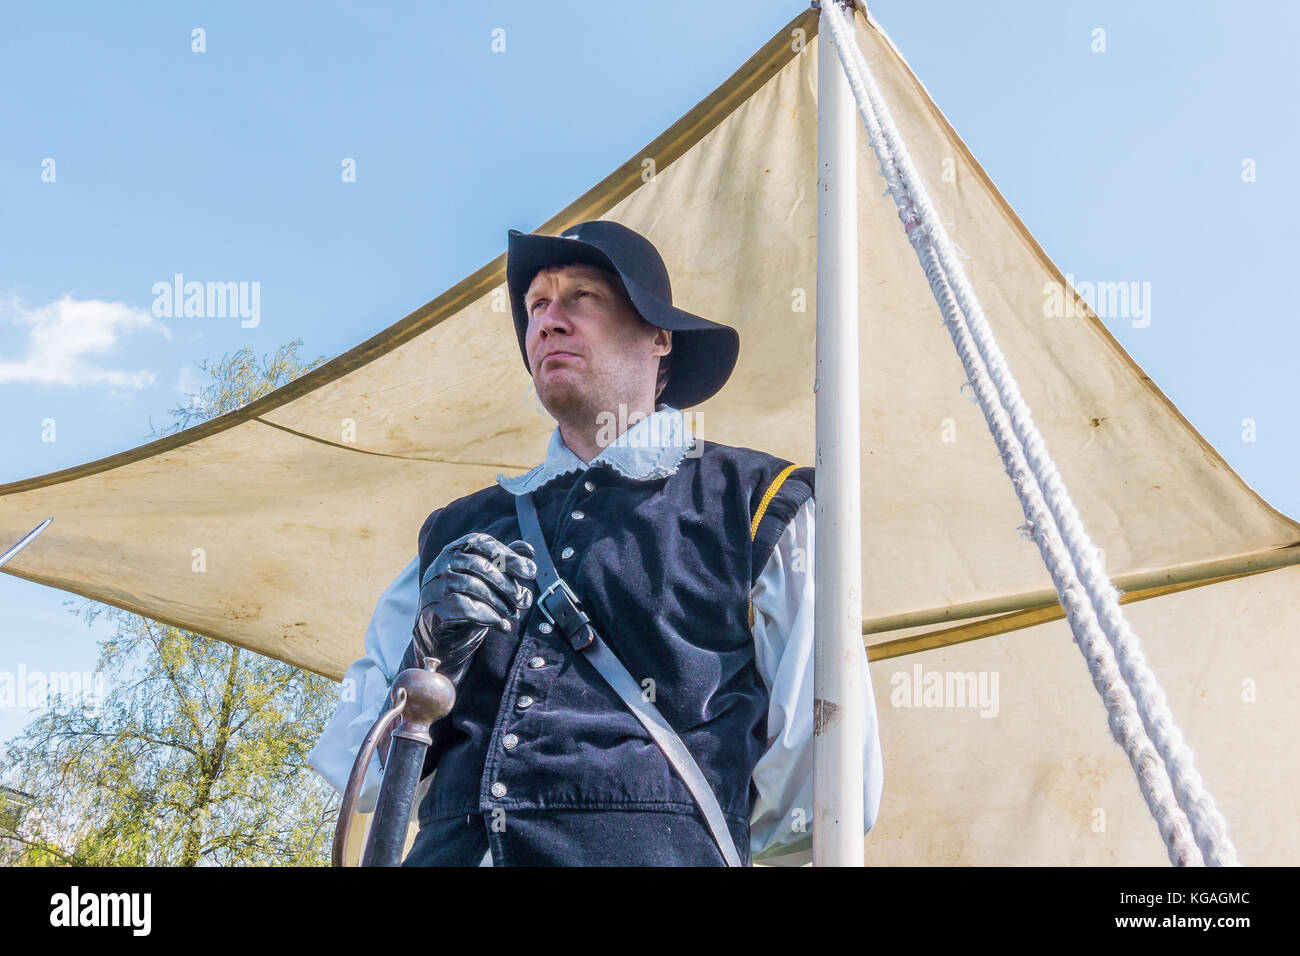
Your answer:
(537, 302), (572, 337)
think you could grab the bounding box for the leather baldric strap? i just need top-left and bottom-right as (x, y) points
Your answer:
(515, 491), (743, 867)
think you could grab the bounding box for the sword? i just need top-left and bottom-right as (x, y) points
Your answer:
(0, 518), (54, 570)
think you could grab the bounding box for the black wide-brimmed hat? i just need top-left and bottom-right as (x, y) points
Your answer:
(506, 220), (739, 409)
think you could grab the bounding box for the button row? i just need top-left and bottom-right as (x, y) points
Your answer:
(491, 629), (564, 806)
(551, 489), (593, 614)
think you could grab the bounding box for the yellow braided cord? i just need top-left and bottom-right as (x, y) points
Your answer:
(748, 463), (801, 628)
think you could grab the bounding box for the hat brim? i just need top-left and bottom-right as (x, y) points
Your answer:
(507, 229), (738, 408)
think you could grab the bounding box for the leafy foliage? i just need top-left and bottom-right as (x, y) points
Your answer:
(0, 340), (348, 866)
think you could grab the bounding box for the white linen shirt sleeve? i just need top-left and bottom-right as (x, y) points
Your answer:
(747, 495), (884, 861)
(307, 556), (420, 813)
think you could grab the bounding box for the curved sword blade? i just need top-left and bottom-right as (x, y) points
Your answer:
(0, 517), (54, 570)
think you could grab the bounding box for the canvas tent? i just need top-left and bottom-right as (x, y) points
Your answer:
(3, 3), (1297, 865)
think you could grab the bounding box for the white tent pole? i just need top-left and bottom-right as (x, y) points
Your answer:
(813, 0), (865, 867)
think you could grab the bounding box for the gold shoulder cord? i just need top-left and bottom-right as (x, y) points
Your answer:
(748, 463), (800, 629)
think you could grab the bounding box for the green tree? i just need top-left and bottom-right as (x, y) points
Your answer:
(0, 340), (345, 866)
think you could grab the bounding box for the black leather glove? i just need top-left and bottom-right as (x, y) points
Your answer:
(411, 532), (537, 686)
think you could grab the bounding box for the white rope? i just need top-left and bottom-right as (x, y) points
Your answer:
(820, 0), (1239, 866)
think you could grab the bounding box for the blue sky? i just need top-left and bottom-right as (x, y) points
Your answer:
(2, 0), (1297, 745)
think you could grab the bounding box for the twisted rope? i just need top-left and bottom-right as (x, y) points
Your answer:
(820, 0), (1237, 865)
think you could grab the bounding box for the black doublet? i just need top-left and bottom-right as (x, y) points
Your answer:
(403, 440), (813, 865)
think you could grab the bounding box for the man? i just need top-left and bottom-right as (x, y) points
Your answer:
(309, 220), (883, 865)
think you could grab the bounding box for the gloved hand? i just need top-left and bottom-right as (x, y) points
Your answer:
(411, 532), (537, 686)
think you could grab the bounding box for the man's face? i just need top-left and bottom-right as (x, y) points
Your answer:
(523, 263), (670, 421)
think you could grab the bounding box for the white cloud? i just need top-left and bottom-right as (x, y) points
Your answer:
(0, 295), (169, 389)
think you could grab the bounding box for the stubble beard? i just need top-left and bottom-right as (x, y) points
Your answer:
(536, 359), (650, 436)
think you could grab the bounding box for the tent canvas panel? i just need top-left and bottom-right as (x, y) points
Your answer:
(866, 563), (1300, 864)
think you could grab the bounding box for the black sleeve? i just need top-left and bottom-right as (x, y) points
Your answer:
(750, 465), (814, 588)
(415, 507), (444, 591)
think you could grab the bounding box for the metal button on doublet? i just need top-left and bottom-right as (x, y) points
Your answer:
(560, 546), (574, 559)
(490, 781), (507, 798)
(528, 656), (546, 668)
(538, 622), (553, 634)
(517, 695), (534, 709)
(570, 509), (584, 520)
(502, 733), (519, 750)
(583, 480), (596, 492)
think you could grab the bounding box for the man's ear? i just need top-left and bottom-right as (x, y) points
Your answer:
(653, 328), (672, 356)
(652, 330), (672, 402)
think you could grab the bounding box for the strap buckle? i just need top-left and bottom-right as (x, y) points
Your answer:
(536, 576), (593, 650)
(537, 576), (579, 620)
